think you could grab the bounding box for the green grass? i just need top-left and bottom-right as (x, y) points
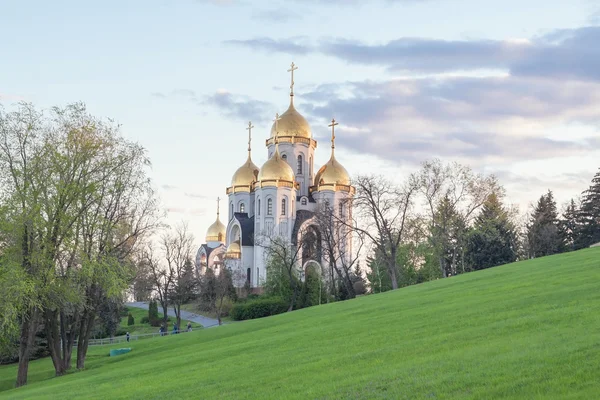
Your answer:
(1, 248), (599, 399)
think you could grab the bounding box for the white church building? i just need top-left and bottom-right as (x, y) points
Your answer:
(195, 63), (355, 289)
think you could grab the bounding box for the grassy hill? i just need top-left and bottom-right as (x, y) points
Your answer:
(1, 248), (599, 399)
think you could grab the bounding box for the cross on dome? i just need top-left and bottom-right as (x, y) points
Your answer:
(328, 118), (339, 151)
(216, 197), (220, 216)
(287, 62), (298, 97)
(246, 121), (254, 153)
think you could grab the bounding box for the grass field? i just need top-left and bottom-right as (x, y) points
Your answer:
(1, 248), (599, 399)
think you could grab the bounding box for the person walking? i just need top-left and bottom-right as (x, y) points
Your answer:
(173, 323), (178, 335)
(126, 332), (130, 342)
(187, 322), (192, 332)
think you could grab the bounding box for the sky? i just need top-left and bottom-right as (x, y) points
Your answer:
(1, 0), (599, 247)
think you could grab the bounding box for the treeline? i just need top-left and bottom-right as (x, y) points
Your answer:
(0, 103), (160, 386)
(363, 161), (600, 293)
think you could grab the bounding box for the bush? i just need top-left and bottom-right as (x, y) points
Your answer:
(140, 316), (150, 324)
(127, 313), (135, 326)
(230, 297), (288, 321)
(353, 280), (367, 296)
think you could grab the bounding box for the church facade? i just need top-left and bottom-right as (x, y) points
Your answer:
(195, 63), (355, 288)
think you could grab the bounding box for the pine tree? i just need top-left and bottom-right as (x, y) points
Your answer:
(526, 190), (565, 258)
(466, 192), (517, 270)
(575, 169), (600, 249)
(560, 199), (580, 252)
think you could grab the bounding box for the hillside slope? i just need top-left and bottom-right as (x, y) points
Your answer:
(1, 248), (599, 399)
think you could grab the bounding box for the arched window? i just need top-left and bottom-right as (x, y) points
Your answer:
(246, 268), (251, 284)
(257, 199), (261, 215)
(297, 155), (303, 174)
(309, 156), (313, 177)
(267, 198), (273, 215)
(339, 203), (344, 218)
(282, 154), (287, 161)
(301, 197), (307, 206)
(240, 203), (245, 213)
(281, 198), (287, 216)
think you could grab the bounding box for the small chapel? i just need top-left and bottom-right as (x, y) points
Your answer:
(195, 63), (355, 289)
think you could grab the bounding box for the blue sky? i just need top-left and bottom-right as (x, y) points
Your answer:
(1, 0), (599, 243)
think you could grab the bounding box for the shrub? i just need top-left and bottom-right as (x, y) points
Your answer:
(230, 297), (288, 321)
(140, 316), (150, 324)
(353, 280), (367, 296)
(127, 313), (135, 326)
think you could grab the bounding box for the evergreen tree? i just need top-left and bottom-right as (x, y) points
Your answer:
(466, 193), (517, 270)
(148, 299), (159, 326)
(526, 190), (565, 258)
(575, 169), (600, 249)
(560, 199), (581, 252)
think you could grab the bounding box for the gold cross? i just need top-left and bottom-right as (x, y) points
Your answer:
(328, 118), (338, 149)
(246, 121), (254, 152)
(273, 113), (281, 142)
(287, 62), (298, 96)
(217, 197), (220, 216)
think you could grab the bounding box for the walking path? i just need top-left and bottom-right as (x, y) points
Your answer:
(126, 301), (219, 328)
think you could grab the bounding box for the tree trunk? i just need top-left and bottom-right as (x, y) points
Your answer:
(45, 309), (68, 376)
(76, 309), (96, 370)
(173, 305), (181, 331)
(439, 256), (448, 278)
(161, 303), (168, 323)
(15, 308), (39, 388)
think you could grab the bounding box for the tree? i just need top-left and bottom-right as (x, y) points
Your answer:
(418, 159), (500, 278)
(198, 267), (235, 325)
(526, 190), (565, 258)
(466, 192), (518, 270)
(162, 223), (195, 330)
(314, 201), (364, 299)
(560, 199), (581, 252)
(352, 175), (418, 290)
(148, 299), (159, 326)
(575, 169), (600, 249)
(260, 236), (304, 311)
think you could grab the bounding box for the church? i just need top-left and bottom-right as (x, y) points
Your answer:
(195, 63), (355, 289)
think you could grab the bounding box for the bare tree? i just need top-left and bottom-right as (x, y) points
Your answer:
(417, 159), (501, 277)
(314, 201), (364, 299)
(162, 223), (195, 330)
(352, 175), (419, 290)
(199, 267), (235, 325)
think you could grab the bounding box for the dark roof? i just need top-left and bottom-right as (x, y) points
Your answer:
(233, 212), (255, 246)
(291, 209), (314, 245)
(201, 244), (214, 258)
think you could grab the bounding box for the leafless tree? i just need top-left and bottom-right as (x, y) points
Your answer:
(351, 174), (419, 290)
(314, 200), (365, 299)
(162, 223), (195, 330)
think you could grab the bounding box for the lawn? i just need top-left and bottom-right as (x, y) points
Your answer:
(1, 248), (599, 399)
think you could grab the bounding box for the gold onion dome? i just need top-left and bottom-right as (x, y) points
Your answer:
(269, 61), (311, 140)
(258, 113), (295, 182)
(231, 122), (259, 187)
(225, 240), (241, 259)
(206, 199), (226, 243)
(314, 118), (350, 187)
(269, 101), (312, 139)
(231, 157), (259, 187)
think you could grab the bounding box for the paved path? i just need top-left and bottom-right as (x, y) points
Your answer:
(126, 301), (219, 328)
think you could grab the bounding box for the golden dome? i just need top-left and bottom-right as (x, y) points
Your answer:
(225, 240), (241, 259)
(257, 132), (295, 183)
(269, 100), (312, 139)
(231, 155), (259, 187)
(206, 199), (226, 243)
(314, 154), (351, 187)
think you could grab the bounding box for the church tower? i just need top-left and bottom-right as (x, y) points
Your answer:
(265, 63), (317, 199)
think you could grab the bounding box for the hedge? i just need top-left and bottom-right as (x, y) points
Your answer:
(230, 297), (288, 321)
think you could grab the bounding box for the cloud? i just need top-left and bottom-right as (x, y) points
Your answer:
(204, 90), (273, 123)
(161, 184), (178, 190)
(224, 37), (312, 55)
(226, 26), (600, 81)
(253, 8), (302, 23)
(301, 76), (600, 165)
